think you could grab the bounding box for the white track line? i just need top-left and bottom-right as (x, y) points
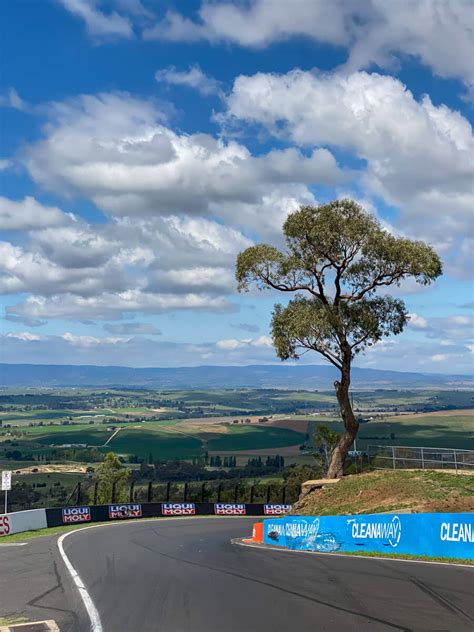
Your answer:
(58, 530), (103, 632)
(57, 516), (254, 632)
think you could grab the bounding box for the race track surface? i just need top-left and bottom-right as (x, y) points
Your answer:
(1, 517), (473, 631)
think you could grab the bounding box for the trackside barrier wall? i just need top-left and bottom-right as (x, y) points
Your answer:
(263, 512), (474, 560)
(0, 508), (47, 537)
(44, 502), (292, 527)
(0, 503), (290, 536)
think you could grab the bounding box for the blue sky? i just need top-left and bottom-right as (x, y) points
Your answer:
(1, 0), (473, 373)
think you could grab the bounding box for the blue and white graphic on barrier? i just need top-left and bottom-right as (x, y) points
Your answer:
(263, 513), (473, 559)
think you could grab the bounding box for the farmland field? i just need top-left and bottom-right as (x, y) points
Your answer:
(1, 388), (472, 467)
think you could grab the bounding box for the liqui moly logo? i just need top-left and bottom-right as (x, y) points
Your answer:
(162, 503), (196, 516)
(109, 504), (142, 519)
(264, 504), (292, 515)
(62, 507), (91, 524)
(214, 503), (246, 515)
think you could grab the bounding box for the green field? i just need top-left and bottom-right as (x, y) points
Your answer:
(103, 429), (202, 460)
(207, 425), (306, 451)
(358, 412), (474, 449)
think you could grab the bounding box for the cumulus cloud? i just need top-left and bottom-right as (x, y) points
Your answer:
(0, 196), (254, 321)
(6, 290), (234, 322)
(144, 1), (474, 94)
(155, 65), (221, 96)
(57, 0), (133, 39)
(23, 92), (340, 232)
(0, 196), (75, 231)
(224, 69), (474, 273)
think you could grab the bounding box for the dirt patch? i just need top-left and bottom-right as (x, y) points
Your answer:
(14, 464), (87, 475)
(396, 408), (474, 419)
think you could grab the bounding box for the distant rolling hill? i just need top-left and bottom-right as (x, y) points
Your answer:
(0, 363), (472, 390)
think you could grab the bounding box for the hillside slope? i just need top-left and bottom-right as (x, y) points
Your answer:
(293, 470), (474, 515)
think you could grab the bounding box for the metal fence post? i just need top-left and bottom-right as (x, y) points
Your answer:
(266, 485), (271, 503)
(111, 481), (116, 504)
(93, 482), (98, 505)
(234, 484), (238, 503)
(391, 446), (396, 470)
(129, 481), (135, 503)
(201, 482), (206, 502)
(421, 447), (425, 470)
(76, 482), (81, 505)
(217, 483), (222, 502)
(250, 485), (255, 504)
(183, 482), (188, 502)
(282, 485), (286, 504)
(147, 481), (153, 502)
(454, 449), (458, 473)
(166, 481), (171, 501)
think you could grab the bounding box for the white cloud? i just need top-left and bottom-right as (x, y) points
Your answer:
(0, 198), (253, 321)
(216, 335), (272, 350)
(0, 88), (27, 111)
(155, 65), (221, 96)
(144, 1), (474, 93)
(6, 332), (45, 341)
(0, 159), (12, 171)
(224, 69), (474, 269)
(346, 0), (474, 94)
(431, 353), (449, 362)
(57, 0), (133, 39)
(0, 196), (75, 231)
(23, 92), (340, 229)
(408, 313), (429, 329)
(144, 1), (351, 47)
(61, 332), (128, 346)
(7, 290), (234, 322)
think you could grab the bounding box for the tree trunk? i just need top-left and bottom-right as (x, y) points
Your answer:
(326, 357), (358, 479)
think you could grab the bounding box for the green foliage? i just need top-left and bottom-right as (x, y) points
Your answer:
(90, 452), (130, 504)
(237, 199), (441, 368)
(314, 424), (341, 475)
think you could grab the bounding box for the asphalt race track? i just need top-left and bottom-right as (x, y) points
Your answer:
(1, 517), (473, 631)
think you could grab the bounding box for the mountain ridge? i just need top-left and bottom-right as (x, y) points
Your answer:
(1, 363), (472, 390)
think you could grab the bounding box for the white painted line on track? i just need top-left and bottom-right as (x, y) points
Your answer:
(233, 539), (474, 569)
(58, 530), (103, 632)
(57, 516), (254, 632)
(0, 542), (27, 546)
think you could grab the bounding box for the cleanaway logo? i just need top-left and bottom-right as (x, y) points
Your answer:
(440, 522), (473, 543)
(350, 515), (402, 547)
(285, 518), (320, 538)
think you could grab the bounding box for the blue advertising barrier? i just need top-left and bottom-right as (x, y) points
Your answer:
(263, 512), (474, 559)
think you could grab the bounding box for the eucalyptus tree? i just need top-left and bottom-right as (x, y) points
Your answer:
(236, 200), (441, 478)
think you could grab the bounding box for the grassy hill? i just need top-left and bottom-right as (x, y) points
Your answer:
(293, 470), (474, 515)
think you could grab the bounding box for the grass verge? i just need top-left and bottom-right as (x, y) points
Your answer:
(336, 550), (473, 566)
(293, 469), (474, 515)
